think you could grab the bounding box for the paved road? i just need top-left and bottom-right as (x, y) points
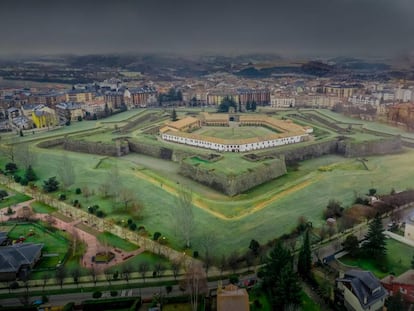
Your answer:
(0, 276), (259, 307)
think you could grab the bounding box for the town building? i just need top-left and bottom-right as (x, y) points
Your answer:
(336, 270), (387, 311)
(55, 102), (84, 123)
(0, 242), (43, 281)
(217, 284), (250, 311)
(382, 270), (414, 303)
(31, 105), (58, 128)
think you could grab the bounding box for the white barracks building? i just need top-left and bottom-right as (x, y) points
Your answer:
(160, 113), (312, 153)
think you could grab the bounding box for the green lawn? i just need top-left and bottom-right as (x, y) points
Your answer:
(106, 251), (171, 273)
(7, 222), (69, 268)
(339, 239), (414, 278)
(31, 201), (57, 214)
(97, 231), (139, 252)
(0, 191), (31, 208)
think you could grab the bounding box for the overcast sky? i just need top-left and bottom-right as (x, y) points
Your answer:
(0, 0), (413, 57)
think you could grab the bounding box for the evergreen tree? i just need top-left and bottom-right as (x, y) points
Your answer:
(42, 177), (59, 193)
(297, 229), (312, 279)
(24, 165), (37, 182)
(342, 234), (359, 257)
(363, 213), (386, 257)
(261, 241), (302, 310)
(171, 108), (177, 121)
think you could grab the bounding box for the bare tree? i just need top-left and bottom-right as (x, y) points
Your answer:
(154, 262), (166, 278)
(55, 266), (67, 289)
(89, 265), (99, 286)
(15, 143), (37, 169)
(41, 272), (51, 291)
(138, 262), (150, 283)
(58, 154), (75, 190)
(180, 262), (208, 311)
(171, 260), (181, 280)
(219, 255), (227, 276)
(104, 268), (112, 286)
(122, 264), (132, 284)
(174, 187), (195, 248)
(1, 141), (16, 163)
(118, 188), (135, 210)
(227, 251), (240, 274)
(71, 267), (81, 287)
(199, 231), (217, 275)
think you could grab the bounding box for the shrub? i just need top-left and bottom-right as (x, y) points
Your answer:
(96, 210), (105, 218)
(153, 232), (161, 241)
(0, 189), (8, 200)
(59, 194), (67, 200)
(193, 251), (199, 258)
(19, 178), (28, 186)
(5, 162), (17, 173)
(13, 175), (21, 183)
(75, 188), (81, 195)
(92, 291), (102, 299)
(129, 223), (137, 231)
(229, 275), (239, 285)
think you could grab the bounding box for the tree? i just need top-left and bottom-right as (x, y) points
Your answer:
(41, 273), (50, 291)
(386, 291), (404, 311)
(297, 229), (312, 279)
(118, 188), (135, 210)
(0, 190), (8, 200)
(122, 264), (132, 284)
(154, 262), (166, 278)
(5, 162), (17, 174)
(249, 239), (261, 256)
(58, 154), (75, 190)
(180, 262), (208, 311)
(71, 267), (81, 287)
(261, 241), (302, 311)
(24, 165), (37, 182)
(174, 187), (195, 248)
(55, 266), (67, 289)
(217, 96), (237, 113)
(324, 199), (344, 219)
(411, 253), (414, 269)
(362, 213), (386, 257)
(342, 234), (359, 257)
(171, 260), (181, 280)
(15, 144), (37, 169)
(43, 177), (59, 192)
(138, 262), (150, 283)
(171, 108), (177, 121)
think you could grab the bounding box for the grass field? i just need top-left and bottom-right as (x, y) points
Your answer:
(194, 126), (276, 139)
(106, 251), (171, 273)
(97, 231), (139, 252)
(31, 201), (57, 214)
(339, 239), (414, 279)
(2, 109), (414, 257)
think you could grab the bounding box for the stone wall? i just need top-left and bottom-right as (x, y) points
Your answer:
(261, 139), (339, 165)
(337, 137), (402, 157)
(63, 139), (122, 157)
(179, 157), (287, 196)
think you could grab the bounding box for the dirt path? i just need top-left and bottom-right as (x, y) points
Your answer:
(1, 200), (144, 271)
(133, 169), (320, 221)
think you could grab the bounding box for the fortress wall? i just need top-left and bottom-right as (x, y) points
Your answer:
(63, 139), (120, 156)
(179, 158), (287, 196)
(337, 137), (402, 157)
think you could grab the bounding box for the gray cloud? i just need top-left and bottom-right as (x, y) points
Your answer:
(0, 0), (413, 57)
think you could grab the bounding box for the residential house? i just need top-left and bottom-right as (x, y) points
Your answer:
(336, 270), (387, 311)
(382, 270), (414, 303)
